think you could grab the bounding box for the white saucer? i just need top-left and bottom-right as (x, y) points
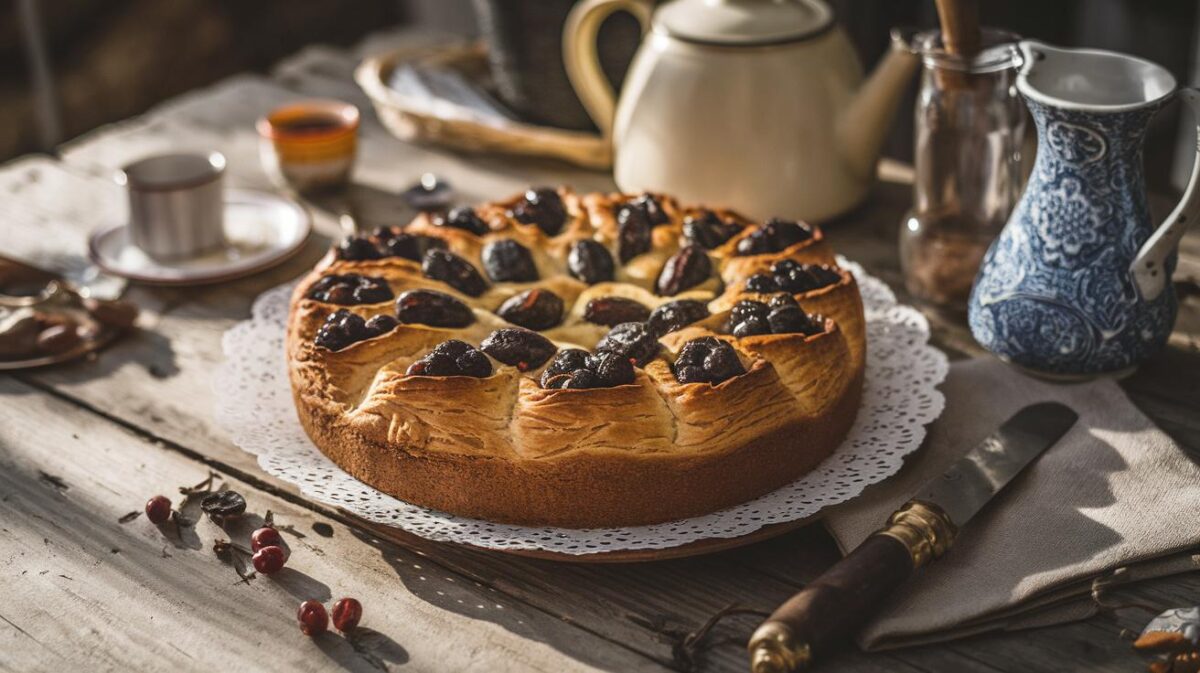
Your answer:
(89, 189), (311, 286)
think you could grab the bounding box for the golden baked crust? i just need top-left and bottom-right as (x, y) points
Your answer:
(287, 187), (865, 528)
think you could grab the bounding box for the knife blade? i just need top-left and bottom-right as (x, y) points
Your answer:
(748, 402), (1078, 673)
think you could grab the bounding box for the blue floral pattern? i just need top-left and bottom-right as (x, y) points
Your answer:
(968, 97), (1178, 377)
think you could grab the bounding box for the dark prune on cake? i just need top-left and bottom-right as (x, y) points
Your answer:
(541, 368), (601, 389)
(729, 299), (770, 326)
(512, 187), (568, 236)
(743, 273), (782, 293)
(542, 348), (591, 379)
(480, 328), (556, 372)
(538, 348), (634, 389)
(655, 245), (712, 296)
(629, 193), (670, 227)
(335, 236), (382, 262)
(436, 206), (488, 236)
(646, 299), (710, 337)
(616, 203), (652, 263)
(314, 310), (395, 351)
(481, 239), (539, 283)
(595, 322), (660, 366)
(567, 240), (615, 284)
(682, 210), (742, 249)
(496, 288), (564, 331)
(727, 295), (823, 337)
(584, 296), (651, 327)
(770, 259), (842, 293)
(767, 305), (825, 336)
(672, 337), (746, 385)
(380, 231), (447, 261)
(406, 339), (493, 377)
(735, 217), (815, 256)
(307, 274), (394, 305)
(395, 289), (475, 328)
(421, 249), (489, 297)
(586, 351), (636, 387)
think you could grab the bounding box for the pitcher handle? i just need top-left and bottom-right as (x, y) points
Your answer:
(563, 0), (653, 139)
(1132, 87), (1200, 300)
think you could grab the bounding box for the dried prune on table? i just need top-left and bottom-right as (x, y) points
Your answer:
(770, 260), (842, 293)
(735, 217), (814, 256)
(683, 210), (742, 249)
(496, 289), (564, 331)
(616, 203), (652, 264)
(584, 296), (651, 327)
(395, 289), (475, 328)
(481, 239), (539, 283)
(655, 245), (713, 296)
(595, 322), (661, 367)
(200, 490), (247, 521)
(512, 187), (568, 236)
(567, 240), (615, 284)
(672, 337), (746, 385)
(646, 299), (710, 337)
(406, 339), (493, 377)
(437, 206), (488, 236)
(314, 309), (396, 350)
(307, 274), (393, 305)
(421, 249), (489, 297)
(480, 328), (557, 371)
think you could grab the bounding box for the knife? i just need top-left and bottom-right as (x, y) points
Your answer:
(747, 402), (1079, 672)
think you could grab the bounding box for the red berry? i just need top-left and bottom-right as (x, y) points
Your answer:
(250, 526), (284, 552)
(331, 597), (362, 632)
(145, 495), (172, 524)
(252, 545), (286, 575)
(297, 600), (328, 636)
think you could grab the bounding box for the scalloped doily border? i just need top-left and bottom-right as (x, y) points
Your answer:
(214, 258), (948, 554)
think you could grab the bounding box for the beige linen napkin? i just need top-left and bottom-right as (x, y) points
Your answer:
(822, 357), (1200, 650)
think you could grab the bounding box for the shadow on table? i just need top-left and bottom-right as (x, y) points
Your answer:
(345, 522), (844, 672)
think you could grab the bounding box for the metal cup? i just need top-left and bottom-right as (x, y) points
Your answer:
(117, 152), (227, 259)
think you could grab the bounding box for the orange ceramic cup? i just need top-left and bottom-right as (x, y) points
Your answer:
(257, 100), (359, 192)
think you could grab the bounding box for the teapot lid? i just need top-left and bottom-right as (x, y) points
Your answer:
(655, 0), (834, 46)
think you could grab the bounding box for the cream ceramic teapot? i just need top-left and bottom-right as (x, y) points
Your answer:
(564, 0), (917, 221)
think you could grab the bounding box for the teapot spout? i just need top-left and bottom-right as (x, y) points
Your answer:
(837, 34), (918, 181)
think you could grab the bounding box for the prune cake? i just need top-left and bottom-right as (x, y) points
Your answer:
(287, 187), (865, 528)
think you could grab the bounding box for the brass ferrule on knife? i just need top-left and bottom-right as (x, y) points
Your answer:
(747, 499), (958, 673)
(876, 499), (958, 569)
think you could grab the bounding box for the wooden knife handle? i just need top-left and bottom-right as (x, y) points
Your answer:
(748, 501), (957, 672)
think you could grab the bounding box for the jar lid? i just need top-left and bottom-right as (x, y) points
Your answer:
(654, 0), (835, 47)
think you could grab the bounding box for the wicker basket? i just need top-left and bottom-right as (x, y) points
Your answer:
(354, 42), (612, 169)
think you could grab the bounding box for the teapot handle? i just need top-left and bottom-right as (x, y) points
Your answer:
(563, 0), (653, 139)
(1132, 87), (1200, 300)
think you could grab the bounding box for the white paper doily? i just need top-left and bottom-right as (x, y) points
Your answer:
(214, 258), (947, 555)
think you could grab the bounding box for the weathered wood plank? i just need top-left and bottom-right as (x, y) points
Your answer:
(0, 376), (668, 673)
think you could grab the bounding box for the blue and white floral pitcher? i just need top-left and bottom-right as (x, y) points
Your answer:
(969, 40), (1200, 379)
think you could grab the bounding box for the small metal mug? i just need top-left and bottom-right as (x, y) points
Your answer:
(117, 152), (227, 259)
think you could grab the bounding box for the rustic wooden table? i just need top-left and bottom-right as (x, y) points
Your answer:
(3, 30), (1199, 673)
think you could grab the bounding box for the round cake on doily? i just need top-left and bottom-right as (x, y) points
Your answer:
(286, 187), (865, 528)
